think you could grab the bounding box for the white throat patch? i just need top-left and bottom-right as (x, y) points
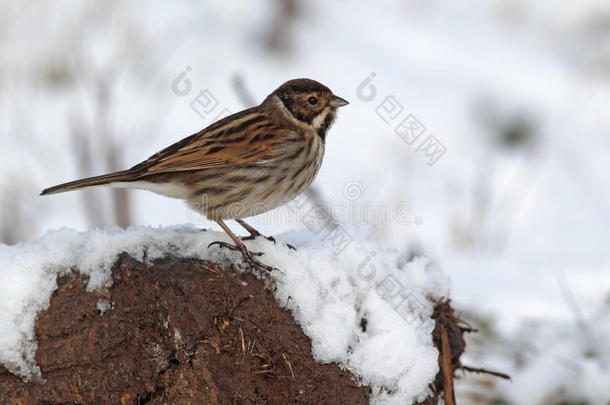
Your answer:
(312, 108), (330, 130)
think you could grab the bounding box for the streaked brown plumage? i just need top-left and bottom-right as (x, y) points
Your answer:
(41, 78), (348, 270)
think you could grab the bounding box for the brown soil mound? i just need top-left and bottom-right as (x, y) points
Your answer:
(0, 253), (484, 404)
(0, 254), (369, 404)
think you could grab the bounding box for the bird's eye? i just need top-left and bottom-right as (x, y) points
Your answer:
(307, 96), (318, 105)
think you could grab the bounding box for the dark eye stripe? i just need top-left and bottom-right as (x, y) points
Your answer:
(278, 93), (317, 124)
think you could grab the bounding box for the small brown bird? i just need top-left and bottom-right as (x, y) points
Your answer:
(41, 78), (348, 270)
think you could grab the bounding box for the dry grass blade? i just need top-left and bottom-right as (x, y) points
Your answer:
(239, 326), (246, 355)
(282, 352), (295, 379)
(462, 365), (511, 380)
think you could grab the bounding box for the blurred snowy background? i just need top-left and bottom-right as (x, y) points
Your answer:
(2, 0), (610, 402)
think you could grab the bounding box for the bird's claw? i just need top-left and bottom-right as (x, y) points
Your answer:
(240, 234), (297, 251)
(208, 241), (263, 256)
(208, 241), (239, 251)
(208, 240), (274, 271)
(242, 250), (276, 272)
(240, 234), (276, 244)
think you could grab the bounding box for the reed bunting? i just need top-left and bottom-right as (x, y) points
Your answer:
(41, 78), (349, 270)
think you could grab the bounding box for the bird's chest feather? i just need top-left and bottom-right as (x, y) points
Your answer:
(287, 134), (324, 195)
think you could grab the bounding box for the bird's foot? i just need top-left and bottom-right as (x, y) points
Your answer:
(241, 233), (297, 250)
(208, 241), (274, 271)
(235, 219), (296, 250)
(236, 222), (275, 243)
(241, 233), (276, 243)
(208, 241), (262, 256)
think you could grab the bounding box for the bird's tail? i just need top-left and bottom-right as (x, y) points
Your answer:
(40, 170), (136, 195)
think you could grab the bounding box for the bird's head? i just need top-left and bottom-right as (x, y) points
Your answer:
(266, 78), (348, 139)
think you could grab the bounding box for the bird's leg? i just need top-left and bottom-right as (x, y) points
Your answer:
(235, 218), (296, 250)
(235, 219), (275, 243)
(208, 219), (275, 271)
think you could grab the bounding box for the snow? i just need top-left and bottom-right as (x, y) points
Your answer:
(96, 299), (112, 315)
(0, 225), (447, 404)
(3, 0), (610, 402)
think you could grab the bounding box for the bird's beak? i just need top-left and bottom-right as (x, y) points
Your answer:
(329, 95), (349, 108)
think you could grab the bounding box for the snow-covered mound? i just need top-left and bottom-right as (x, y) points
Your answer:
(0, 225), (450, 405)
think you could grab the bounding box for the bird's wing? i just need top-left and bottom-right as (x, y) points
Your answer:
(130, 108), (300, 176)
